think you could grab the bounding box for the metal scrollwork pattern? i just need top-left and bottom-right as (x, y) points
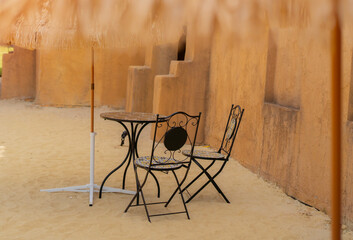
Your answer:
(148, 112), (201, 169)
(220, 105), (244, 156)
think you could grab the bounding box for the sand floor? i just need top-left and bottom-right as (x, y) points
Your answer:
(0, 99), (352, 240)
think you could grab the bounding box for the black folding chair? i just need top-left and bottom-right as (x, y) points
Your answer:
(167, 105), (244, 204)
(124, 111), (201, 222)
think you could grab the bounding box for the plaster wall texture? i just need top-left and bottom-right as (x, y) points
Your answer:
(153, 32), (210, 142)
(126, 44), (177, 112)
(35, 48), (91, 106)
(1, 46), (36, 99)
(204, 24), (353, 226)
(2, 10), (353, 229)
(342, 24), (353, 227)
(205, 28), (268, 173)
(95, 48), (145, 108)
(35, 47), (144, 107)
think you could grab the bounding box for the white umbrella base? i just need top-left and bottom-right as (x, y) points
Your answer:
(40, 133), (135, 206)
(40, 184), (136, 206)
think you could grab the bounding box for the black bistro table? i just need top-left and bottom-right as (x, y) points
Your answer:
(99, 112), (162, 202)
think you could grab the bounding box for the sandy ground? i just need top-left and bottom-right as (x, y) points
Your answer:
(0, 99), (352, 240)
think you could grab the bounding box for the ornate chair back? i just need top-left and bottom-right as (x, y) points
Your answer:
(148, 112), (201, 170)
(218, 105), (244, 159)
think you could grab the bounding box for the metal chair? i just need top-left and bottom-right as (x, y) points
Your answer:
(168, 105), (244, 204)
(124, 111), (201, 222)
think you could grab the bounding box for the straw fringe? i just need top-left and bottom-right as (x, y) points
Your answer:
(0, 0), (335, 49)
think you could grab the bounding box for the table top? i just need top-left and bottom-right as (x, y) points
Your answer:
(100, 112), (162, 123)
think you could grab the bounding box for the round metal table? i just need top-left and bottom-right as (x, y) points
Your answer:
(99, 112), (162, 203)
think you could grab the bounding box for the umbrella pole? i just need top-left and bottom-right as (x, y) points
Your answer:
(89, 47), (96, 206)
(331, 0), (342, 239)
(40, 48), (136, 204)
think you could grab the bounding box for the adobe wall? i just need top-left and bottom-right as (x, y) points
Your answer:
(153, 31), (210, 142)
(35, 48), (144, 107)
(126, 43), (177, 112)
(1, 46), (36, 99)
(342, 23), (353, 228)
(2, 6), (353, 228)
(95, 48), (145, 108)
(204, 23), (353, 227)
(35, 48), (91, 106)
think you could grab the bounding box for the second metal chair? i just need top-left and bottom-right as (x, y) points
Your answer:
(167, 104), (244, 204)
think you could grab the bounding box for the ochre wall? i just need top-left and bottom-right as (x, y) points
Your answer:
(1, 46), (36, 99)
(35, 47), (144, 107)
(2, 9), (353, 229)
(126, 43), (177, 112)
(153, 31), (210, 142)
(342, 23), (353, 228)
(35, 48), (91, 106)
(204, 23), (353, 227)
(95, 48), (145, 108)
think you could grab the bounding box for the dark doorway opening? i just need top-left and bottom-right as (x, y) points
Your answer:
(177, 29), (186, 61)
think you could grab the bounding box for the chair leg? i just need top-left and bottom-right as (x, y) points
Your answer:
(186, 159), (230, 203)
(124, 191), (139, 212)
(139, 187), (151, 222)
(172, 170), (190, 219)
(165, 160), (216, 207)
(165, 186), (179, 207)
(124, 185), (151, 222)
(181, 160), (216, 193)
(199, 163), (230, 203)
(149, 170), (161, 198)
(125, 165), (142, 213)
(125, 167), (152, 222)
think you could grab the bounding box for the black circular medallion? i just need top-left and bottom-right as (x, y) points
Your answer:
(164, 127), (188, 151)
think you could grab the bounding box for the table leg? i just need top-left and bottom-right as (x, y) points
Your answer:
(99, 120), (161, 202)
(99, 122), (132, 198)
(99, 147), (131, 198)
(130, 122), (139, 205)
(134, 122), (149, 158)
(122, 123), (139, 189)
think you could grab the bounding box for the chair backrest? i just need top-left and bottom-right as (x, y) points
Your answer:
(218, 105), (244, 159)
(150, 111), (201, 166)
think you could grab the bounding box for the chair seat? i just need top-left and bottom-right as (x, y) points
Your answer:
(182, 149), (226, 160)
(135, 156), (183, 170)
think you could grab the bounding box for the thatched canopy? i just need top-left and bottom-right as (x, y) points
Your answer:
(0, 0), (334, 50)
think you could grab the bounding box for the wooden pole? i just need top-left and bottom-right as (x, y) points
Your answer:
(91, 47), (95, 133)
(331, 0), (342, 239)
